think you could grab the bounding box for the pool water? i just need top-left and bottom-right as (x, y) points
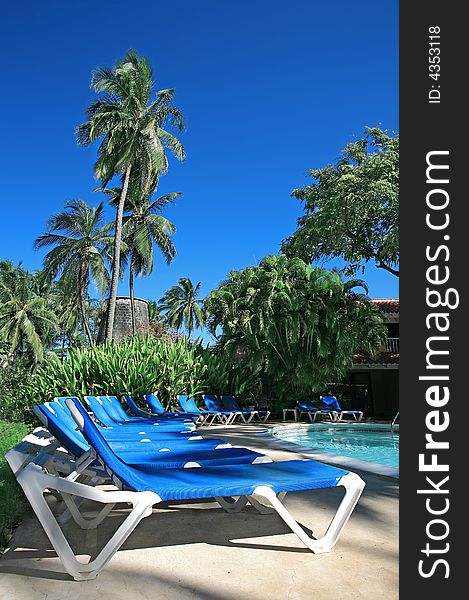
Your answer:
(273, 427), (399, 468)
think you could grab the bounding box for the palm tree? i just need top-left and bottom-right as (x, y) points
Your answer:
(76, 50), (186, 342)
(0, 263), (58, 365)
(147, 300), (161, 324)
(34, 200), (113, 346)
(102, 185), (180, 333)
(159, 278), (205, 338)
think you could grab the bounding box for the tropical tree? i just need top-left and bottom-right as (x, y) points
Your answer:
(159, 278), (205, 338)
(102, 185), (180, 333)
(147, 299), (161, 324)
(282, 127), (399, 277)
(0, 262), (58, 365)
(76, 50), (186, 341)
(205, 255), (386, 401)
(34, 199), (114, 346)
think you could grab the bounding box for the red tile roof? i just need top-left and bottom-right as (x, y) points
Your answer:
(370, 298), (399, 314)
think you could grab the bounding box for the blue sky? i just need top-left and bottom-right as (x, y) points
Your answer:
(0, 1), (398, 314)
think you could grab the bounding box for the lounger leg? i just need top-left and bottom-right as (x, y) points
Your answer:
(226, 413), (237, 425)
(60, 492), (117, 529)
(215, 496), (249, 513)
(251, 473), (365, 553)
(15, 465), (159, 581)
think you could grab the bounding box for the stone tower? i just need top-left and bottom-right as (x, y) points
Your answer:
(98, 297), (150, 343)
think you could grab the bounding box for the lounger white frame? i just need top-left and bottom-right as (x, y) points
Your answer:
(227, 407), (271, 424)
(6, 443), (365, 581)
(296, 408), (319, 422)
(296, 409), (339, 423)
(336, 410), (364, 422)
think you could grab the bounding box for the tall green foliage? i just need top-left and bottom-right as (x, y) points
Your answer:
(198, 349), (261, 402)
(282, 127), (399, 277)
(206, 255), (386, 401)
(28, 336), (205, 407)
(0, 361), (37, 424)
(0, 262), (59, 365)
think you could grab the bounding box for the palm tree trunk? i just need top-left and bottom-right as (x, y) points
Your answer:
(129, 254), (136, 335)
(80, 298), (94, 347)
(78, 265), (94, 347)
(105, 164), (132, 342)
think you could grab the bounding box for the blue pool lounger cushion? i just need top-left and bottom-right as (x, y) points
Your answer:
(203, 395), (240, 425)
(32, 403), (270, 471)
(84, 395), (196, 432)
(5, 397), (365, 581)
(34, 402), (232, 453)
(176, 394), (225, 426)
(123, 394), (193, 422)
(320, 395), (364, 422)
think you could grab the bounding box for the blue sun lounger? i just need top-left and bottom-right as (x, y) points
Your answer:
(123, 394), (191, 422)
(35, 402), (231, 454)
(99, 395), (192, 425)
(53, 398), (211, 444)
(221, 395), (270, 423)
(202, 395), (239, 425)
(83, 395), (196, 433)
(6, 397), (365, 580)
(143, 393), (183, 417)
(177, 394), (224, 426)
(320, 395), (364, 422)
(297, 401), (322, 422)
(102, 395), (196, 426)
(32, 403), (270, 471)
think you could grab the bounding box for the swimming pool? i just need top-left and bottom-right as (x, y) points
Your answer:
(273, 425), (399, 469)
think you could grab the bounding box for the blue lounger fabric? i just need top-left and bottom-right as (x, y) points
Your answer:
(84, 396), (195, 432)
(203, 395), (236, 418)
(35, 403), (269, 469)
(177, 395), (215, 417)
(320, 395), (363, 417)
(39, 402), (227, 451)
(68, 397), (350, 501)
(123, 394), (188, 420)
(144, 393), (167, 415)
(101, 395), (193, 425)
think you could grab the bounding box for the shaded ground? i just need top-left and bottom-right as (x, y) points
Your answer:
(0, 424), (398, 600)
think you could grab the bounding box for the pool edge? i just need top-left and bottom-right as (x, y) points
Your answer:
(256, 424), (400, 479)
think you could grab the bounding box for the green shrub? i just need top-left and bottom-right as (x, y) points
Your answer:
(197, 348), (261, 405)
(27, 335), (207, 409)
(0, 362), (37, 425)
(0, 421), (30, 552)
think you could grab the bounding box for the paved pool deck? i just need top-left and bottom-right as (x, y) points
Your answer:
(0, 423), (398, 600)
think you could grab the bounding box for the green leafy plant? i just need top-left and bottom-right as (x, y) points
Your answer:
(0, 361), (37, 424)
(206, 255), (386, 404)
(27, 335), (206, 408)
(197, 349), (261, 403)
(0, 421), (30, 552)
(282, 127), (399, 277)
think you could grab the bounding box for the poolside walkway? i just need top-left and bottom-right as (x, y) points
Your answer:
(0, 424), (398, 600)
